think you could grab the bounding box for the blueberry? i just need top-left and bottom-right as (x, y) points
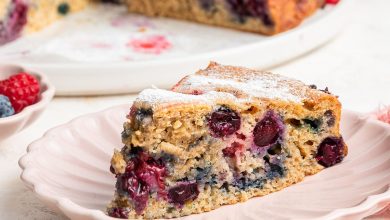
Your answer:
(253, 110), (284, 148)
(227, 0), (274, 26)
(266, 163), (284, 179)
(324, 110), (335, 127)
(199, 0), (216, 11)
(195, 166), (211, 181)
(121, 128), (132, 140)
(309, 84), (317, 89)
(267, 143), (282, 155)
(234, 177), (266, 190)
(220, 182), (230, 192)
(303, 118), (322, 131)
(315, 137), (346, 167)
(263, 155), (284, 179)
(57, 3), (70, 15)
(208, 106), (241, 138)
(0, 95), (15, 118)
(132, 108), (153, 129)
(168, 182), (199, 205)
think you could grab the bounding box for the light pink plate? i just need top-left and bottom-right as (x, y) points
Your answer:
(19, 105), (390, 220)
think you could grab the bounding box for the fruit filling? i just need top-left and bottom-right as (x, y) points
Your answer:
(0, 72), (41, 113)
(208, 105), (241, 138)
(315, 137), (346, 167)
(0, 0), (28, 45)
(253, 110), (284, 148)
(115, 148), (166, 214)
(168, 182), (200, 206)
(227, 0), (274, 26)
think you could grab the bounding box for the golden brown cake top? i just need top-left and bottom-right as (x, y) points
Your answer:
(135, 62), (336, 110)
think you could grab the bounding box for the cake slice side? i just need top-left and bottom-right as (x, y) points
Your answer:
(108, 64), (347, 219)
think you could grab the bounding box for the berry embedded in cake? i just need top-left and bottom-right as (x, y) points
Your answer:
(124, 0), (327, 35)
(107, 62), (348, 219)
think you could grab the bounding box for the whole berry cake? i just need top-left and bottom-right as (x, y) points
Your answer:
(107, 62), (348, 219)
(1, 0), (339, 45)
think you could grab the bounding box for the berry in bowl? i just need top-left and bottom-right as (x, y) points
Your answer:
(0, 65), (55, 141)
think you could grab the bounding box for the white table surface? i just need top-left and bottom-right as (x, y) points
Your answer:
(1, 0), (390, 219)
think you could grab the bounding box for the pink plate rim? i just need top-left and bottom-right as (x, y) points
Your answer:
(18, 105), (390, 220)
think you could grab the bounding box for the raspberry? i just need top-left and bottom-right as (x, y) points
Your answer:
(0, 72), (40, 113)
(0, 95), (15, 118)
(326, 0), (340, 4)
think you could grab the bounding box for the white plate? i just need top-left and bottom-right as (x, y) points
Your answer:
(0, 1), (350, 95)
(19, 105), (390, 220)
(0, 65), (55, 141)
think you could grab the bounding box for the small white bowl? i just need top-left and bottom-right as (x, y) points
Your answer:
(0, 65), (55, 141)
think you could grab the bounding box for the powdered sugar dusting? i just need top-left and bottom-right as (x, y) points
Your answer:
(136, 63), (319, 109)
(136, 88), (238, 108)
(183, 74), (303, 102)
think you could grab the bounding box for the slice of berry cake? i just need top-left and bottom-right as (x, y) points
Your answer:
(108, 62), (347, 219)
(124, 0), (326, 35)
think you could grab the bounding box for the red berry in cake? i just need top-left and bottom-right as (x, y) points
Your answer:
(222, 142), (244, 158)
(227, 0), (274, 26)
(315, 137), (346, 167)
(326, 0), (340, 4)
(0, 0), (28, 45)
(0, 95), (15, 118)
(0, 72), (40, 113)
(208, 106), (241, 138)
(117, 149), (167, 214)
(324, 110), (335, 127)
(253, 110), (284, 148)
(236, 132), (246, 140)
(108, 207), (129, 219)
(168, 182), (199, 205)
